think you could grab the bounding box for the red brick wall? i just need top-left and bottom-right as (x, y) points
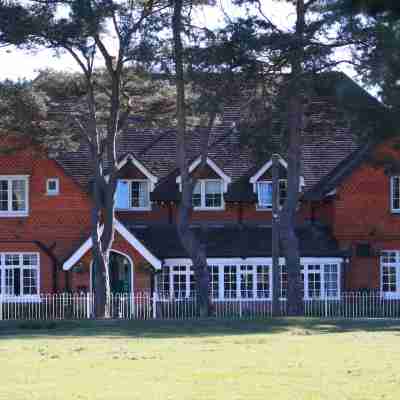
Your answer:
(68, 232), (152, 293)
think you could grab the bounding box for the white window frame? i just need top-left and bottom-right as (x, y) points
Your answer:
(390, 176), (400, 213)
(381, 251), (400, 299)
(193, 179), (225, 211)
(256, 179), (287, 210)
(0, 252), (40, 301)
(0, 175), (29, 217)
(116, 179), (151, 211)
(162, 257), (342, 301)
(46, 178), (60, 196)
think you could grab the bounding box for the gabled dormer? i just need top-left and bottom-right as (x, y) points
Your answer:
(114, 154), (158, 211)
(250, 156), (305, 210)
(176, 157), (232, 210)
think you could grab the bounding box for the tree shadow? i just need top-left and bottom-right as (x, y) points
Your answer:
(1, 318), (400, 340)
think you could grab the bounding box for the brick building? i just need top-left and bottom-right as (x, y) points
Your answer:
(1, 72), (398, 302)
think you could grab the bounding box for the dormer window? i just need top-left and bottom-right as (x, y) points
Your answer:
(0, 176), (29, 217)
(192, 179), (223, 209)
(250, 155), (303, 211)
(257, 180), (287, 209)
(116, 180), (150, 210)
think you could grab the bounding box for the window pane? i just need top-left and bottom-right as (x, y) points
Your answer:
(115, 180), (130, 209)
(12, 180), (26, 211)
(131, 181), (149, 208)
(307, 265), (321, 298)
(240, 265), (254, 298)
(392, 177), (400, 210)
(157, 266), (170, 298)
(208, 265), (219, 299)
(224, 265), (237, 298)
(0, 180), (8, 211)
(279, 180), (287, 206)
(205, 181), (222, 208)
(382, 266), (397, 292)
(280, 265), (287, 298)
(23, 269), (38, 295)
(324, 264), (338, 298)
(257, 265), (270, 298)
(257, 182), (272, 208)
(172, 265), (187, 298)
(192, 182), (202, 208)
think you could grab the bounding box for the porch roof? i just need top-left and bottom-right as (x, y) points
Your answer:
(127, 222), (347, 260)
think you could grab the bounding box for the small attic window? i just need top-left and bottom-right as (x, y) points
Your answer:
(46, 178), (59, 196)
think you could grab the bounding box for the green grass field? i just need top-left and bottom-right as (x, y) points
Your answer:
(1, 318), (400, 400)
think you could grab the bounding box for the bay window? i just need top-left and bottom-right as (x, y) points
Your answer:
(160, 259), (340, 300)
(116, 179), (150, 210)
(192, 179), (223, 210)
(0, 253), (39, 297)
(0, 176), (28, 216)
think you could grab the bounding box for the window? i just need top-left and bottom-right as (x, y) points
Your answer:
(301, 263), (340, 299)
(192, 180), (223, 209)
(224, 265), (237, 298)
(391, 177), (400, 212)
(116, 180), (150, 210)
(307, 265), (321, 298)
(381, 251), (400, 296)
(46, 178), (59, 196)
(324, 264), (339, 298)
(240, 265), (254, 298)
(172, 265), (187, 298)
(0, 176), (28, 216)
(256, 265), (270, 298)
(157, 266), (170, 298)
(257, 180), (287, 209)
(0, 253), (39, 297)
(208, 265), (219, 299)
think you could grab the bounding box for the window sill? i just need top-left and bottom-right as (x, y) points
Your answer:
(116, 207), (152, 212)
(0, 295), (40, 303)
(193, 207), (225, 212)
(46, 192), (59, 197)
(0, 212), (29, 218)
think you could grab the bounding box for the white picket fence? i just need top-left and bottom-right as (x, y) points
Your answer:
(1, 292), (400, 321)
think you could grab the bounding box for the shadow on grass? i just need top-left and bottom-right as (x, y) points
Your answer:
(1, 318), (400, 340)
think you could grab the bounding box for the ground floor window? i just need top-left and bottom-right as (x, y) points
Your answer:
(159, 258), (341, 300)
(381, 251), (400, 297)
(0, 253), (39, 297)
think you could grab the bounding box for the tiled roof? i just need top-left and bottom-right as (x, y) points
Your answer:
(127, 222), (346, 259)
(55, 72), (385, 200)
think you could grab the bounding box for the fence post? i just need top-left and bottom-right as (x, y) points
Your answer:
(86, 293), (91, 319)
(152, 292), (157, 319)
(0, 294), (2, 321)
(324, 292), (328, 318)
(239, 299), (242, 318)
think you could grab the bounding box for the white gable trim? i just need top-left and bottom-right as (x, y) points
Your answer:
(249, 155), (305, 192)
(117, 154), (158, 188)
(62, 219), (161, 271)
(176, 157), (232, 192)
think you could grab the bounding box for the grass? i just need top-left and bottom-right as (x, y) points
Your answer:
(1, 318), (400, 400)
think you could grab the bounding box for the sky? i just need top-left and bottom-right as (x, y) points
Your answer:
(0, 0), (357, 83)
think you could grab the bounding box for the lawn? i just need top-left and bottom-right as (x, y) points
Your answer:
(1, 318), (400, 400)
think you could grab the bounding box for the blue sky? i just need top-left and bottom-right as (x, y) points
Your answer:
(0, 1), (357, 84)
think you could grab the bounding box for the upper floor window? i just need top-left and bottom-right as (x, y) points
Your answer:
(0, 176), (28, 217)
(391, 176), (400, 213)
(46, 178), (59, 196)
(115, 179), (150, 210)
(257, 180), (287, 209)
(192, 179), (223, 209)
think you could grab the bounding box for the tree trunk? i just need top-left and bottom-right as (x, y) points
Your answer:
(172, 0), (210, 317)
(271, 154), (281, 316)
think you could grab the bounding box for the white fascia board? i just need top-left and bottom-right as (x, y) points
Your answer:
(62, 221), (161, 271)
(62, 226), (104, 271)
(249, 155), (305, 191)
(117, 154), (158, 184)
(176, 157), (232, 185)
(114, 220), (161, 270)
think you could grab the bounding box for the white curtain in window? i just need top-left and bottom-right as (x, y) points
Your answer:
(115, 180), (130, 209)
(257, 182), (272, 207)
